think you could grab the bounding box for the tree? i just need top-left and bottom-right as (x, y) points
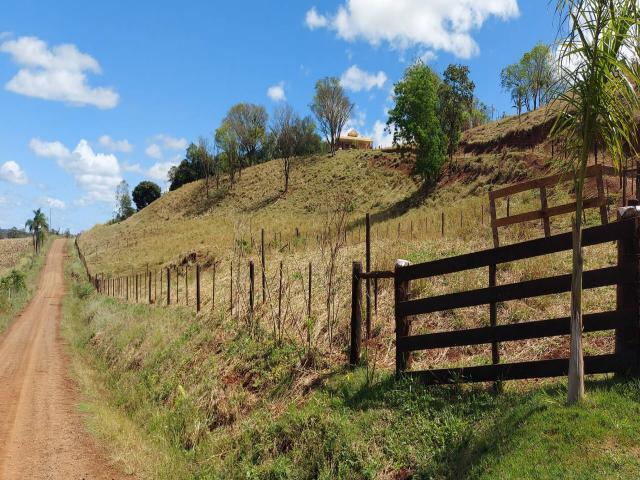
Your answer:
(223, 103), (268, 170)
(215, 121), (242, 185)
(386, 61), (446, 183)
(522, 43), (556, 110)
(500, 62), (529, 116)
(551, 0), (639, 404)
(132, 181), (161, 211)
(271, 104), (298, 192)
(466, 98), (491, 130)
(501, 43), (556, 115)
(114, 180), (135, 221)
(439, 64), (475, 159)
(25, 208), (48, 253)
(310, 77), (354, 155)
(168, 142), (214, 191)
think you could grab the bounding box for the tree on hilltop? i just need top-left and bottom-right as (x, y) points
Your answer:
(387, 61), (446, 183)
(310, 77), (353, 155)
(132, 181), (161, 211)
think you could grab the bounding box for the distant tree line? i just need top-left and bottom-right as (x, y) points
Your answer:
(111, 64), (494, 221)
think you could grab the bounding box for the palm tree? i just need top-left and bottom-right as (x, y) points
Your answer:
(551, 0), (639, 404)
(25, 208), (49, 254)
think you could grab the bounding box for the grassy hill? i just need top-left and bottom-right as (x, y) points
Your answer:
(68, 111), (639, 479)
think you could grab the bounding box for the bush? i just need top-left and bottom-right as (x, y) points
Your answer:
(0, 270), (26, 292)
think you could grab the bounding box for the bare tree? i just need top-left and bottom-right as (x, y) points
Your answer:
(319, 198), (349, 350)
(271, 104), (298, 192)
(196, 136), (214, 197)
(310, 77), (353, 155)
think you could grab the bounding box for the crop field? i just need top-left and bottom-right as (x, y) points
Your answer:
(0, 237), (32, 276)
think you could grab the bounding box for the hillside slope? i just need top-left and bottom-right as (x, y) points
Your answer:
(80, 142), (538, 277)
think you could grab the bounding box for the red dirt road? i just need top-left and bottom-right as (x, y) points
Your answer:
(0, 239), (126, 479)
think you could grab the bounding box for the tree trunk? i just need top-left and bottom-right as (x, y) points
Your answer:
(568, 160), (587, 404)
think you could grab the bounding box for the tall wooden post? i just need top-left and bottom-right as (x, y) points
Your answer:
(394, 259), (412, 376)
(278, 261), (283, 334)
(212, 263), (216, 310)
(249, 261), (255, 318)
(135, 274), (139, 303)
(230, 262), (233, 314)
(166, 268), (171, 305)
(307, 262), (312, 319)
(196, 264), (201, 312)
(160, 269), (163, 305)
(185, 265), (189, 306)
(261, 229), (266, 304)
(148, 272), (152, 304)
(126, 276), (129, 301)
(441, 212), (445, 237)
(350, 261), (362, 366)
(175, 267), (179, 304)
(540, 186), (551, 237)
(365, 213), (371, 338)
(616, 212), (640, 374)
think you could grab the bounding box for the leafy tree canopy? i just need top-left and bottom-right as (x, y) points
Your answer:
(387, 61), (446, 182)
(132, 181), (162, 210)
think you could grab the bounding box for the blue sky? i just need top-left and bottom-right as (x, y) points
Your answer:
(0, 1), (556, 233)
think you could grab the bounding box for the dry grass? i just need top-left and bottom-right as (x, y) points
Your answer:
(0, 237), (32, 276)
(78, 142), (625, 381)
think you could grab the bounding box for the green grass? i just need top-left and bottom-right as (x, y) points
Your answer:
(63, 241), (640, 479)
(0, 235), (53, 332)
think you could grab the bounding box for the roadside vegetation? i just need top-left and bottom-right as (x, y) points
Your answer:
(0, 234), (52, 332)
(64, 240), (640, 479)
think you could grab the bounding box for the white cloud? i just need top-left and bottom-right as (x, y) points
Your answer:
(29, 138), (70, 159)
(122, 162), (143, 173)
(340, 65), (386, 92)
(145, 144), (163, 160)
(148, 161), (178, 183)
(98, 135), (133, 153)
(305, 0), (519, 59)
(43, 197), (66, 209)
(145, 134), (187, 161)
(0, 36), (119, 108)
(30, 138), (122, 203)
(0, 160), (28, 185)
(369, 120), (394, 148)
(344, 108), (366, 133)
(267, 82), (286, 102)
(305, 7), (329, 29)
(419, 50), (438, 63)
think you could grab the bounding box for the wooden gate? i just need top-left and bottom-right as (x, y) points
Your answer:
(392, 218), (639, 384)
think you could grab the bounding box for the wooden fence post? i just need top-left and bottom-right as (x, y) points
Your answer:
(394, 259), (412, 376)
(160, 269), (163, 305)
(350, 261), (362, 366)
(148, 272), (152, 304)
(441, 212), (445, 237)
(307, 262), (312, 318)
(196, 264), (201, 312)
(230, 262), (233, 314)
(126, 276), (129, 301)
(365, 213), (371, 339)
(135, 274), (139, 303)
(185, 265), (189, 306)
(278, 261), (283, 334)
(167, 268), (171, 305)
(616, 212), (640, 374)
(261, 229), (266, 304)
(249, 260), (255, 317)
(212, 262), (216, 310)
(175, 267), (179, 304)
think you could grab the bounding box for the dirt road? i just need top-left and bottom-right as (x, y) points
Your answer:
(0, 239), (126, 479)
